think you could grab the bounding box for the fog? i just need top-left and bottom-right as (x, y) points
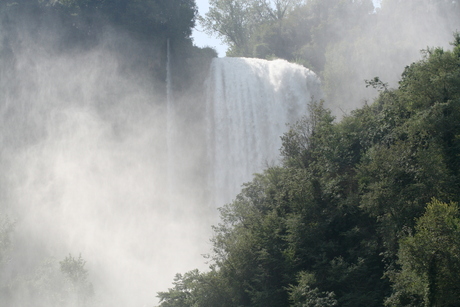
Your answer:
(0, 28), (212, 306)
(322, 0), (460, 115)
(1, 1), (460, 306)
(0, 25), (321, 305)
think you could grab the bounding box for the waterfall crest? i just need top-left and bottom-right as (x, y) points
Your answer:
(205, 57), (322, 207)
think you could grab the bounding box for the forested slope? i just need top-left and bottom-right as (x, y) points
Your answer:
(158, 36), (460, 307)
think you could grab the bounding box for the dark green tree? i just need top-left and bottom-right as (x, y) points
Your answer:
(386, 199), (460, 306)
(288, 271), (338, 307)
(158, 35), (460, 307)
(157, 269), (233, 307)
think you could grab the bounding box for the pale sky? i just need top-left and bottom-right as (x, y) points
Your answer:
(192, 0), (228, 57)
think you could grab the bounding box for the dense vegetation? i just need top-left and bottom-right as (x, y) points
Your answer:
(2, 1), (460, 306)
(0, 0), (197, 44)
(157, 37), (460, 306)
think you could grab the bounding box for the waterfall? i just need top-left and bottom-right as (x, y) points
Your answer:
(0, 33), (322, 305)
(205, 57), (322, 207)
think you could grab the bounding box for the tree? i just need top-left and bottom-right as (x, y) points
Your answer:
(288, 271), (337, 307)
(60, 254), (94, 306)
(200, 0), (253, 54)
(157, 269), (233, 307)
(399, 46), (460, 111)
(157, 35), (460, 307)
(253, 0), (300, 21)
(386, 199), (460, 306)
(357, 36), (460, 262)
(1, 0), (197, 43)
(55, 0), (197, 39)
(200, 0), (303, 56)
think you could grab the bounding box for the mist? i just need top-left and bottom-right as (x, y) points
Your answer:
(0, 19), (213, 306)
(1, 0), (460, 306)
(322, 0), (460, 115)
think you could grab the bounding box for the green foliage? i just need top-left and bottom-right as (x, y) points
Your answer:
(386, 199), (460, 306)
(0, 0), (214, 114)
(365, 77), (389, 92)
(399, 46), (460, 111)
(1, 0), (198, 51)
(67, 0), (197, 39)
(159, 36), (460, 307)
(201, 0), (305, 57)
(281, 101), (335, 168)
(200, 0), (253, 54)
(157, 269), (233, 307)
(209, 167), (295, 306)
(357, 41), (460, 260)
(288, 271), (338, 307)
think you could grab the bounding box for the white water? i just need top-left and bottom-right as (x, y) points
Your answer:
(0, 42), (321, 305)
(205, 57), (321, 207)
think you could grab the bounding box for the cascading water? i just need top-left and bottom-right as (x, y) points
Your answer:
(0, 30), (321, 305)
(205, 57), (322, 207)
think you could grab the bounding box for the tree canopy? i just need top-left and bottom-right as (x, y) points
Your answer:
(158, 36), (460, 307)
(1, 0), (197, 41)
